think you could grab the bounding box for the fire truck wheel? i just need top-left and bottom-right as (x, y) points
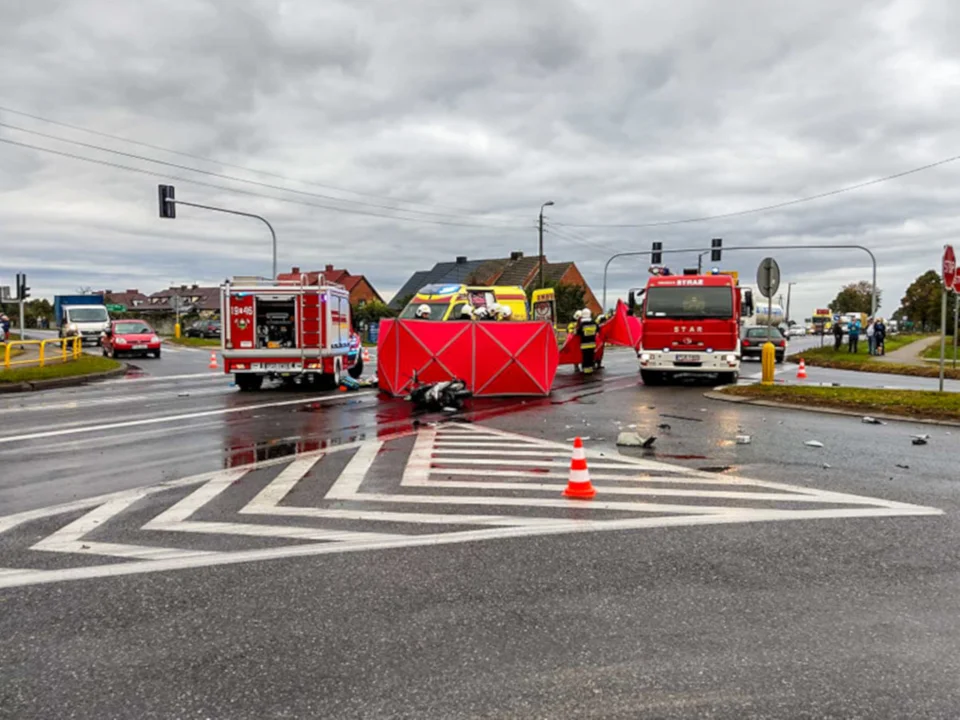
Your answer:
(640, 370), (662, 386)
(236, 374), (263, 392)
(348, 358), (363, 379)
(718, 371), (738, 386)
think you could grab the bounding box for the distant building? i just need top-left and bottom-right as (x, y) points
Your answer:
(99, 289), (150, 310)
(277, 266), (384, 308)
(389, 251), (602, 314)
(143, 285), (220, 316)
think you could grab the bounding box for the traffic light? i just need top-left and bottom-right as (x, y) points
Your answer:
(158, 184), (176, 219)
(651, 241), (663, 265)
(710, 237), (722, 263)
(15, 273), (29, 300)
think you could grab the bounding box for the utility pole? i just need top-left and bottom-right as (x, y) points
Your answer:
(538, 201), (554, 289)
(785, 282), (796, 325)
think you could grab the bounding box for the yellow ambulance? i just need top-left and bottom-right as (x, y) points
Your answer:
(399, 284), (529, 321)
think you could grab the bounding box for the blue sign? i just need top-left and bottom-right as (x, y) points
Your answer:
(368, 322), (380, 343)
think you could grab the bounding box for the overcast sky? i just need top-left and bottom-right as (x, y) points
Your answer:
(2, 0), (959, 317)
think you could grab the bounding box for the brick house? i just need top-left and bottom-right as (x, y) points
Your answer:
(143, 285), (221, 317)
(277, 266), (384, 309)
(100, 289), (150, 310)
(390, 251), (602, 315)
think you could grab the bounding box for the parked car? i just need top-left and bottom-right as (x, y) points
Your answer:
(102, 320), (162, 359)
(185, 319), (221, 339)
(740, 326), (787, 363)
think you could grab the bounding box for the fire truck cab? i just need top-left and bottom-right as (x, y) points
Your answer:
(220, 275), (360, 391)
(629, 269), (753, 386)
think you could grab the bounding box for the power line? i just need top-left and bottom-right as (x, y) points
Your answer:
(552, 153), (960, 228)
(543, 222), (620, 255)
(0, 137), (530, 231)
(0, 120), (525, 226)
(0, 104), (527, 219)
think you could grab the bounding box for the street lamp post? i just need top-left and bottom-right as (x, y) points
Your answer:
(785, 282), (796, 326)
(538, 201), (554, 289)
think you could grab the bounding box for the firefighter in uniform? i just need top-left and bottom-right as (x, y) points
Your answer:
(577, 309), (599, 375)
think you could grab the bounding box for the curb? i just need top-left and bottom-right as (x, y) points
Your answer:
(704, 389), (960, 428)
(0, 363), (129, 394)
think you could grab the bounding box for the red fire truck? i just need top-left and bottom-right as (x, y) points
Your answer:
(220, 275), (361, 391)
(628, 269), (754, 386)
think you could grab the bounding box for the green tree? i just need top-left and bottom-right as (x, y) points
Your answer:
(354, 300), (395, 326)
(526, 281), (586, 324)
(828, 280), (881, 314)
(900, 270), (955, 332)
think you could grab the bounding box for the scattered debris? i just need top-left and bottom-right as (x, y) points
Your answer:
(822, 463), (832, 469)
(804, 440), (824, 448)
(616, 432), (656, 448)
(735, 435), (752, 445)
(658, 423), (672, 431)
(861, 416), (885, 425)
(896, 464), (910, 469)
(912, 437), (928, 446)
(913, 434), (931, 440)
(700, 408), (707, 413)
(627, 424), (637, 429)
(177, 392), (190, 397)
(660, 414), (702, 423)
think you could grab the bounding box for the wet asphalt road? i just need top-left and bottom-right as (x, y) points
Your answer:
(1, 348), (959, 718)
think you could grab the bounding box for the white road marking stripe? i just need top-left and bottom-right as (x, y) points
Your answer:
(429, 468), (749, 485)
(240, 504), (566, 527)
(325, 441), (384, 500)
(99, 372), (226, 385)
(146, 519), (404, 543)
(403, 478), (890, 504)
(337, 491), (740, 515)
(147, 470), (248, 525)
(0, 505), (941, 591)
(245, 456), (324, 508)
(400, 428), (435, 488)
(0, 387), (233, 416)
(0, 391), (375, 445)
(32, 494), (221, 561)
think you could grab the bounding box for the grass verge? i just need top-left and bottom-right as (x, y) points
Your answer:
(165, 336), (220, 348)
(0, 355), (122, 384)
(720, 384), (960, 423)
(792, 335), (960, 379)
(921, 338), (960, 362)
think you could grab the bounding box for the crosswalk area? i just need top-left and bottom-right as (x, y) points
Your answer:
(0, 423), (941, 589)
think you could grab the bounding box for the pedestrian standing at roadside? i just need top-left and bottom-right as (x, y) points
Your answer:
(832, 320), (843, 351)
(866, 318), (876, 355)
(875, 318), (886, 356)
(0, 314), (9, 343)
(848, 318), (861, 353)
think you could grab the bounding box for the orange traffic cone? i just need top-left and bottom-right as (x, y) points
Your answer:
(797, 358), (807, 379)
(362, 347), (371, 363)
(563, 437), (596, 499)
(208, 352), (218, 370)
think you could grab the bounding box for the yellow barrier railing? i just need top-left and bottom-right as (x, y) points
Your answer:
(1, 337), (83, 369)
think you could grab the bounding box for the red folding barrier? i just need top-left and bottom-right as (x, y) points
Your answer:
(377, 319), (558, 397)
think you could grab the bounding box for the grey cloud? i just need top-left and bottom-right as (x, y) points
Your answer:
(2, 0), (960, 320)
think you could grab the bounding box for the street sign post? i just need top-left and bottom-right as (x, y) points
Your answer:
(756, 257), (781, 341)
(756, 257), (781, 385)
(939, 245), (956, 391)
(106, 304), (126, 313)
(954, 271), (959, 370)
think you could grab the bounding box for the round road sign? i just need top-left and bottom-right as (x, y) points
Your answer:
(944, 245), (957, 290)
(756, 257), (781, 299)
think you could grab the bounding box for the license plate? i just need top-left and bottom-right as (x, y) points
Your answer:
(133, 344), (147, 350)
(675, 354), (699, 363)
(251, 362), (299, 371)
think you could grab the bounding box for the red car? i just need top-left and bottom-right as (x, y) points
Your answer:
(101, 320), (162, 359)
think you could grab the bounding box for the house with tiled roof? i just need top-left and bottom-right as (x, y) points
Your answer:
(142, 285), (221, 316)
(276, 266), (384, 309)
(99, 289), (150, 310)
(389, 251), (601, 315)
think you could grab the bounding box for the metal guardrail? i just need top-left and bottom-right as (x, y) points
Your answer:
(1, 337), (83, 369)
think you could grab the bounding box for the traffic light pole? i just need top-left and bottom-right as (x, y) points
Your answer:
(162, 196), (278, 280)
(602, 243), (877, 316)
